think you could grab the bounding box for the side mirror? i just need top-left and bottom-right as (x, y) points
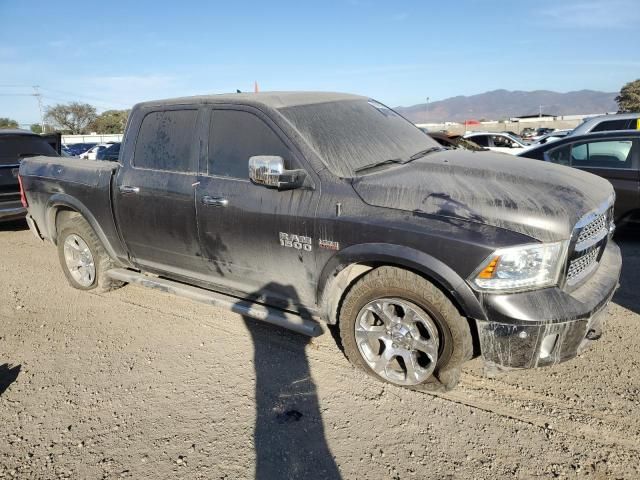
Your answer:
(248, 156), (306, 190)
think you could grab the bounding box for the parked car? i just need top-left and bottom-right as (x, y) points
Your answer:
(96, 142), (120, 161)
(518, 130), (639, 222)
(81, 143), (112, 160)
(570, 113), (640, 137)
(501, 130), (522, 139)
(531, 129), (571, 146)
(527, 128), (556, 142)
(520, 127), (537, 140)
(428, 132), (488, 151)
(463, 132), (529, 154)
(66, 143), (97, 157)
(20, 92), (621, 391)
(0, 129), (59, 222)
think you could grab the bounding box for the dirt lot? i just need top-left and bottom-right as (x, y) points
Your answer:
(1, 221), (639, 479)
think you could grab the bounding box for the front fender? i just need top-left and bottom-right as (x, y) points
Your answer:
(317, 243), (486, 324)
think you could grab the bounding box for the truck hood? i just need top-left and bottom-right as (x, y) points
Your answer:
(351, 150), (613, 242)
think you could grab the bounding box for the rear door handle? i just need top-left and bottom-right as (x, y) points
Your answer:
(202, 195), (229, 207)
(119, 185), (140, 194)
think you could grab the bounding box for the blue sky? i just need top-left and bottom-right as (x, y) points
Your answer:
(1, 0), (639, 126)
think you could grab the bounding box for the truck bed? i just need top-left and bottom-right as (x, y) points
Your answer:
(19, 156), (123, 256)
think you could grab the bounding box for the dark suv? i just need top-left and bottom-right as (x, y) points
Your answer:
(0, 129), (59, 222)
(519, 130), (639, 222)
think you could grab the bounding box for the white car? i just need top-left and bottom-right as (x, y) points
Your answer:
(462, 132), (529, 155)
(80, 143), (111, 160)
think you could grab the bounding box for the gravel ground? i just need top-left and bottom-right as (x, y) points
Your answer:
(1, 221), (639, 479)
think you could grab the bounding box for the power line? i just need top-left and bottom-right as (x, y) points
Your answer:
(0, 85), (128, 109)
(40, 87), (129, 108)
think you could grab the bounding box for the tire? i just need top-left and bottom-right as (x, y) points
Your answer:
(56, 215), (124, 293)
(338, 266), (473, 392)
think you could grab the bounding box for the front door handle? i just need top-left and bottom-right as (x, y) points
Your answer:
(119, 185), (140, 194)
(202, 195), (229, 207)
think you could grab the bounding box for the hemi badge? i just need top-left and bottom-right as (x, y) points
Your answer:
(319, 239), (340, 251)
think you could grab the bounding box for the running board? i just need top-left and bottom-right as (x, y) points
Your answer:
(105, 268), (323, 337)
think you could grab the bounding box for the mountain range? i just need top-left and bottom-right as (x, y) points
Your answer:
(394, 89), (618, 123)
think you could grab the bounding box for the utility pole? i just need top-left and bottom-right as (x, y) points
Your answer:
(538, 104), (543, 118)
(32, 85), (44, 132)
(425, 97), (430, 123)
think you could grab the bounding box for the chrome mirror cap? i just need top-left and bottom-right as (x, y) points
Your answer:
(249, 155), (284, 187)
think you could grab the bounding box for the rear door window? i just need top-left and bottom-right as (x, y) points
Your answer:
(208, 109), (292, 179)
(591, 119), (630, 132)
(570, 140), (633, 169)
(133, 109), (198, 172)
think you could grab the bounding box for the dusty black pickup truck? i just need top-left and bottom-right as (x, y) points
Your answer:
(19, 92), (621, 391)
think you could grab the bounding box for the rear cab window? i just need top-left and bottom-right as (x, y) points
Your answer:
(133, 109), (198, 172)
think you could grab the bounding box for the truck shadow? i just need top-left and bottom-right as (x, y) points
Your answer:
(237, 284), (341, 480)
(612, 225), (640, 315)
(0, 363), (21, 396)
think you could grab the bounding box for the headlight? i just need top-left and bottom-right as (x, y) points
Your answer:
(470, 241), (567, 292)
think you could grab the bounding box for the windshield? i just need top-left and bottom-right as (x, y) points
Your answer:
(279, 99), (439, 177)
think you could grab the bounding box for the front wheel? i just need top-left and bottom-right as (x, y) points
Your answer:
(338, 266), (473, 391)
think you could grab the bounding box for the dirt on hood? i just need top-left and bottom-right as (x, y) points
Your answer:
(351, 150), (613, 242)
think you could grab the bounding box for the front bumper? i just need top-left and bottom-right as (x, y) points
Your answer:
(0, 200), (26, 222)
(475, 240), (621, 371)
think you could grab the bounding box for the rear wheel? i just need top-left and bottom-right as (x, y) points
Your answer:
(56, 215), (123, 292)
(339, 266), (473, 391)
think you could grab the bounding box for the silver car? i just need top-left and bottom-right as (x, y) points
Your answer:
(570, 113), (640, 136)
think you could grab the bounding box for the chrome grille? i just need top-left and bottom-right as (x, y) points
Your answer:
(565, 199), (613, 286)
(576, 211), (608, 246)
(567, 247), (599, 282)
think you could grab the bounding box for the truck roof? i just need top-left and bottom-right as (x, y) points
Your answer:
(0, 128), (39, 136)
(134, 91), (367, 110)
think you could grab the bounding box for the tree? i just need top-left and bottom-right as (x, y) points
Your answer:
(44, 102), (97, 134)
(89, 109), (130, 134)
(0, 117), (19, 129)
(30, 124), (43, 134)
(616, 79), (640, 113)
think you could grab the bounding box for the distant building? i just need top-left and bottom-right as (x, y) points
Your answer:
(510, 112), (616, 123)
(62, 133), (123, 144)
(510, 113), (557, 123)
